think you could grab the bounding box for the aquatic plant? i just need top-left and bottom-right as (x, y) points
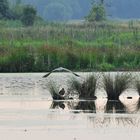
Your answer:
(103, 73), (132, 100)
(69, 75), (97, 100)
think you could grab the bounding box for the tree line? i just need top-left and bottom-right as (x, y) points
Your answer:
(8, 0), (140, 21)
(0, 0), (37, 26)
(0, 0), (106, 26)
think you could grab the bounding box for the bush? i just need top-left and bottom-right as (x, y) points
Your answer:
(86, 4), (106, 22)
(21, 5), (36, 26)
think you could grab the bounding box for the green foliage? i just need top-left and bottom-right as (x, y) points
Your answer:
(98, 63), (115, 71)
(0, 21), (140, 72)
(12, 2), (24, 19)
(0, 0), (14, 19)
(21, 5), (37, 26)
(86, 4), (106, 22)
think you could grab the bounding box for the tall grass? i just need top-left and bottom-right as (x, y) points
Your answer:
(103, 73), (132, 100)
(69, 75), (97, 99)
(0, 21), (140, 72)
(0, 44), (140, 72)
(136, 81), (140, 95)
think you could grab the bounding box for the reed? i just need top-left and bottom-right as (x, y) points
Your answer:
(70, 75), (97, 100)
(136, 80), (140, 95)
(103, 73), (132, 100)
(0, 21), (140, 72)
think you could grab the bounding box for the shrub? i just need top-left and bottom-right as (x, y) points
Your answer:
(21, 5), (37, 26)
(86, 4), (106, 22)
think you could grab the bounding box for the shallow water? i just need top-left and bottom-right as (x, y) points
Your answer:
(0, 73), (140, 140)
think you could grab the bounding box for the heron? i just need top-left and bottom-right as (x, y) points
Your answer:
(59, 88), (65, 96)
(43, 67), (80, 78)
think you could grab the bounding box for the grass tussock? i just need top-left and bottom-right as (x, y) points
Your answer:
(70, 75), (97, 99)
(103, 73), (132, 100)
(136, 80), (140, 95)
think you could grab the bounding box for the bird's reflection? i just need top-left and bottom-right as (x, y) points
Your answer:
(50, 100), (96, 113)
(50, 101), (66, 109)
(50, 98), (140, 114)
(49, 97), (140, 128)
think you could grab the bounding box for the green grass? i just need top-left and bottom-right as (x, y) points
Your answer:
(0, 20), (140, 72)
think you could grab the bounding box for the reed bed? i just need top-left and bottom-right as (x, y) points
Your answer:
(0, 21), (140, 72)
(0, 45), (140, 72)
(69, 75), (97, 100)
(103, 73), (132, 100)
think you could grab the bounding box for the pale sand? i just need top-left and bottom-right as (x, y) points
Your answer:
(0, 128), (140, 140)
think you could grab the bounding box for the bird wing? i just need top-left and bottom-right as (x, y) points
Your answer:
(72, 72), (80, 77)
(42, 72), (52, 78)
(43, 67), (80, 78)
(59, 68), (80, 77)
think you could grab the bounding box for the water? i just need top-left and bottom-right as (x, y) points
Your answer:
(0, 73), (140, 140)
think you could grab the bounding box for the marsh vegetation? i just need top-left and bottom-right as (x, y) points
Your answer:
(47, 73), (140, 101)
(103, 73), (133, 100)
(69, 74), (97, 100)
(0, 21), (140, 72)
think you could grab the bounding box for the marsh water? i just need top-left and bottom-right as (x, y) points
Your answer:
(0, 73), (140, 140)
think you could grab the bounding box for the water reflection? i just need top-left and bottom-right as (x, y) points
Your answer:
(74, 101), (96, 113)
(120, 96), (139, 113)
(49, 98), (140, 128)
(51, 101), (66, 110)
(105, 101), (125, 113)
(50, 98), (140, 114)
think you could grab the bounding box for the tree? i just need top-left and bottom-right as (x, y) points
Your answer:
(12, 0), (24, 19)
(0, 0), (13, 19)
(86, 0), (106, 22)
(21, 5), (37, 26)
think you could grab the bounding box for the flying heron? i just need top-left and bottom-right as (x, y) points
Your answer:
(43, 67), (80, 78)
